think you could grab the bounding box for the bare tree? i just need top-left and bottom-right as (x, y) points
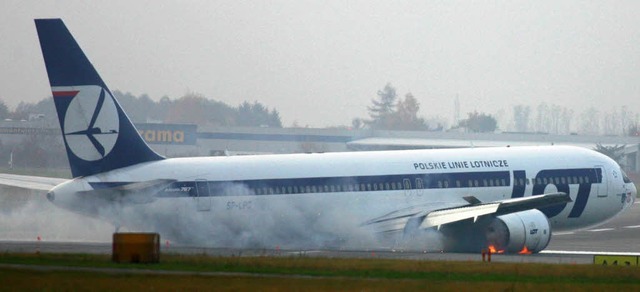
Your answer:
(513, 105), (531, 132)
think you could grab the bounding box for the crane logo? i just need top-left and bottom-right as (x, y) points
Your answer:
(61, 85), (119, 161)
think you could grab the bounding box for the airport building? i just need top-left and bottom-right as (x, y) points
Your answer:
(0, 120), (638, 176)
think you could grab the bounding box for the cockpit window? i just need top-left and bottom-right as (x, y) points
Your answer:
(621, 170), (631, 184)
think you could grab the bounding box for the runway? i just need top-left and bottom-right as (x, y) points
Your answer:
(545, 202), (640, 253)
(1, 202), (637, 265)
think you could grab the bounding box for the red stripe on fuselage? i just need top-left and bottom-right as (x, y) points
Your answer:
(52, 91), (79, 97)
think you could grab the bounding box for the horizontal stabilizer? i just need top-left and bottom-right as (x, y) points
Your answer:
(0, 173), (68, 191)
(79, 179), (176, 204)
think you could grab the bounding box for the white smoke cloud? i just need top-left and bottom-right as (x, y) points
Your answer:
(1, 185), (445, 251)
(0, 191), (112, 242)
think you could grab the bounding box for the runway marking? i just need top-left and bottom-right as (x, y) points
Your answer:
(587, 228), (614, 232)
(552, 231), (575, 236)
(542, 250), (640, 256)
(623, 225), (640, 229)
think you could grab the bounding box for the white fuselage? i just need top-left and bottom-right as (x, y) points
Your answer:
(48, 145), (635, 248)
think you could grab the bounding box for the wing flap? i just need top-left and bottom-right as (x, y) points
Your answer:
(420, 203), (500, 229)
(366, 192), (571, 233)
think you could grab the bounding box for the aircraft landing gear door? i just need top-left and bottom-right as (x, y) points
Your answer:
(195, 179), (211, 211)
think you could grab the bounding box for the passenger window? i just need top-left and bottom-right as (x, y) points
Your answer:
(585, 177), (590, 183)
(415, 179), (423, 189)
(444, 180), (449, 188)
(456, 180), (461, 188)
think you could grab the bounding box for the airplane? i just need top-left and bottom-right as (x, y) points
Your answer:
(25, 18), (635, 253)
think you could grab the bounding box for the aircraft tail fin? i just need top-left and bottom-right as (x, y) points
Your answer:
(35, 19), (163, 178)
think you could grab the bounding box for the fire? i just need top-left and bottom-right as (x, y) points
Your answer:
(487, 245), (504, 254)
(518, 246), (532, 255)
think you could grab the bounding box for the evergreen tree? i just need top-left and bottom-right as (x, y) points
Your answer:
(366, 83), (397, 129)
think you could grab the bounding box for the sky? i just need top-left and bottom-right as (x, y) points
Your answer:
(1, 1), (639, 127)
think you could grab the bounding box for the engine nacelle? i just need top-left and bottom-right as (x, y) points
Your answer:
(486, 209), (551, 253)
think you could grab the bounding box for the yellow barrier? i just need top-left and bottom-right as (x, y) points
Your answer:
(112, 233), (160, 263)
(593, 255), (638, 266)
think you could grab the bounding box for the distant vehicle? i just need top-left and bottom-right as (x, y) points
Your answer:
(20, 19), (636, 253)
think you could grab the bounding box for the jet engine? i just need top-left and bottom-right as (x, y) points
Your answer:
(485, 209), (551, 253)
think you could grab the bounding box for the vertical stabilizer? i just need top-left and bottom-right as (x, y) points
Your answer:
(35, 19), (163, 177)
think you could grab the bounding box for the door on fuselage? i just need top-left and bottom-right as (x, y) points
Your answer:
(594, 165), (606, 198)
(195, 179), (211, 211)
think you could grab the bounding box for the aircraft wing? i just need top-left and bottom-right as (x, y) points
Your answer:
(0, 173), (68, 191)
(365, 192), (571, 233)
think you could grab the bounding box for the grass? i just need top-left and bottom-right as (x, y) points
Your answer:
(1, 253), (640, 290)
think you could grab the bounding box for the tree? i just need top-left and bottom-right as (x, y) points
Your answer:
(594, 143), (626, 166)
(512, 105), (530, 132)
(0, 99), (9, 120)
(579, 107), (600, 135)
(366, 83), (397, 129)
(391, 93), (427, 131)
(628, 122), (640, 136)
(535, 103), (550, 133)
(351, 118), (364, 130)
(458, 111), (497, 133)
(236, 101), (282, 128)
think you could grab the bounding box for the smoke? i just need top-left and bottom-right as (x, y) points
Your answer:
(0, 190), (112, 242)
(1, 184), (446, 251)
(113, 192), (384, 250)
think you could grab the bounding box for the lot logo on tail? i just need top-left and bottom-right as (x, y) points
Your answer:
(54, 85), (119, 161)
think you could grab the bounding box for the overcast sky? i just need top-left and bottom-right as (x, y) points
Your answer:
(1, 1), (639, 127)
